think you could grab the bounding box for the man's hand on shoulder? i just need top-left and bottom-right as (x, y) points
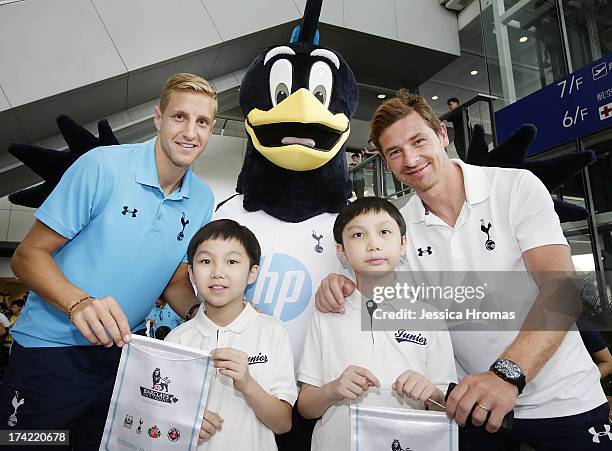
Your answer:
(315, 273), (355, 313)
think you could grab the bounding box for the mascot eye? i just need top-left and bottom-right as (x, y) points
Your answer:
(275, 83), (289, 105)
(309, 61), (333, 108)
(269, 59), (293, 107)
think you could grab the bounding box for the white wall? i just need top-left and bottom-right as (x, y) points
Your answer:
(192, 133), (246, 205)
(0, 193), (35, 243)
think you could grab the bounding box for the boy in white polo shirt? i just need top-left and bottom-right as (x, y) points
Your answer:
(297, 197), (456, 451)
(165, 219), (296, 450)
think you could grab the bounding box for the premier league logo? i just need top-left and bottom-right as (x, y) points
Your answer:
(140, 368), (179, 403)
(391, 439), (411, 450)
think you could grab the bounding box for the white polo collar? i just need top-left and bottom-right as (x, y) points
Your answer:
(405, 159), (490, 224)
(345, 288), (364, 311)
(194, 301), (257, 337)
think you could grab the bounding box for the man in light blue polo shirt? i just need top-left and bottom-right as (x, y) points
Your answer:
(1, 73), (216, 449)
(145, 298), (184, 338)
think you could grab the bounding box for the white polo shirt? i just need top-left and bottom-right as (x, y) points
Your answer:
(298, 290), (457, 451)
(215, 195), (344, 370)
(165, 302), (297, 451)
(400, 159), (605, 419)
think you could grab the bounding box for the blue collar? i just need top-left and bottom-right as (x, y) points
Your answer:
(135, 137), (192, 199)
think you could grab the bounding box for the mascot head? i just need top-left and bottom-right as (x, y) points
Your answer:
(235, 0), (358, 222)
(239, 1), (357, 171)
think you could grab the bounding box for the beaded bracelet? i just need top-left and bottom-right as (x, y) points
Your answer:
(67, 295), (95, 321)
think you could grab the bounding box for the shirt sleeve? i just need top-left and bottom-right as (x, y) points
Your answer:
(579, 330), (608, 354)
(269, 323), (298, 406)
(297, 311), (324, 387)
(0, 313), (10, 328)
(510, 170), (568, 253)
(34, 149), (107, 240)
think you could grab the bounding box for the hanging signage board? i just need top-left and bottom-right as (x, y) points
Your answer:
(495, 53), (612, 156)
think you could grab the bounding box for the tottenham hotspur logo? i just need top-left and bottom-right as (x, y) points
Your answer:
(480, 219), (495, 251)
(7, 391), (24, 427)
(177, 212), (189, 241)
(312, 229), (323, 253)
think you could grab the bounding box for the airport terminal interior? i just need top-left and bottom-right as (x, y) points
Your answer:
(0, 0), (611, 445)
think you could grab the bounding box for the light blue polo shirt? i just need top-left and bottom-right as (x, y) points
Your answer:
(145, 304), (184, 332)
(12, 137), (214, 347)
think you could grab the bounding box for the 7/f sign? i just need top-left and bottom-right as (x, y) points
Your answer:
(496, 54), (612, 156)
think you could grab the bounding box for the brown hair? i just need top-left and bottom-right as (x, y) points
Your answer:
(369, 89), (442, 154)
(159, 73), (218, 115)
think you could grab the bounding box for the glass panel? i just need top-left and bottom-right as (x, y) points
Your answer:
(583, 130), (612, 310)
(480, 0), (568, 110)
(562, 0), (612, 69)
(349, 153), (378, 199)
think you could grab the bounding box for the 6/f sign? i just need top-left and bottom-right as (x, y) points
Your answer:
(496, 54), (612, 156)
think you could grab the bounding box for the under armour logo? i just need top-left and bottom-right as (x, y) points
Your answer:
(480, 219), (495, 251)
(177, 212), (189, 241)
(588, 425), (612, 443)
(417, 246), (432, 256)
(312, 230), (323, 254)
(122, 206), (137, 217)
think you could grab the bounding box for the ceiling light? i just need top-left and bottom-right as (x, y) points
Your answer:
(431, 96), (439, 100)
(377, 94), (386, 99)
(519, 36), (528, 43)
(470, 70), (479, 76)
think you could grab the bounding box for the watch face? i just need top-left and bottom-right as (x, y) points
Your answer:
(496, 359), (522, 379)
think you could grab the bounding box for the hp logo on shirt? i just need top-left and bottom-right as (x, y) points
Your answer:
(245, 253), (312, 322)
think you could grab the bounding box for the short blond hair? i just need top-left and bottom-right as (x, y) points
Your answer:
(370, 89), (442, 153)
(159, 73), (218, 115)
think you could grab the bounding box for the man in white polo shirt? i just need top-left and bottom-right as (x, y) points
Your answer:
(315, 89), (609, 450)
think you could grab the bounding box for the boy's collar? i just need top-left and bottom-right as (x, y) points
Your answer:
(194, 301), (257, 336)
(345, 288), (364, 310)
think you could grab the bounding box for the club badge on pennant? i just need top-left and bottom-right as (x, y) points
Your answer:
(100, 336), (213, 451)
(350, 404), (458, 451)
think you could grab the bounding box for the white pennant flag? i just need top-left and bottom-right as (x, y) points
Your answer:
(100, 335), (213, 451)
(351, 404), (458, 451)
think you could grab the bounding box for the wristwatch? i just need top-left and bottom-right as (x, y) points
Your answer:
(489, 359), (526, 395)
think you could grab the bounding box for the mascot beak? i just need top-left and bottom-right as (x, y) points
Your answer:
(245, 88), (350, 171)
